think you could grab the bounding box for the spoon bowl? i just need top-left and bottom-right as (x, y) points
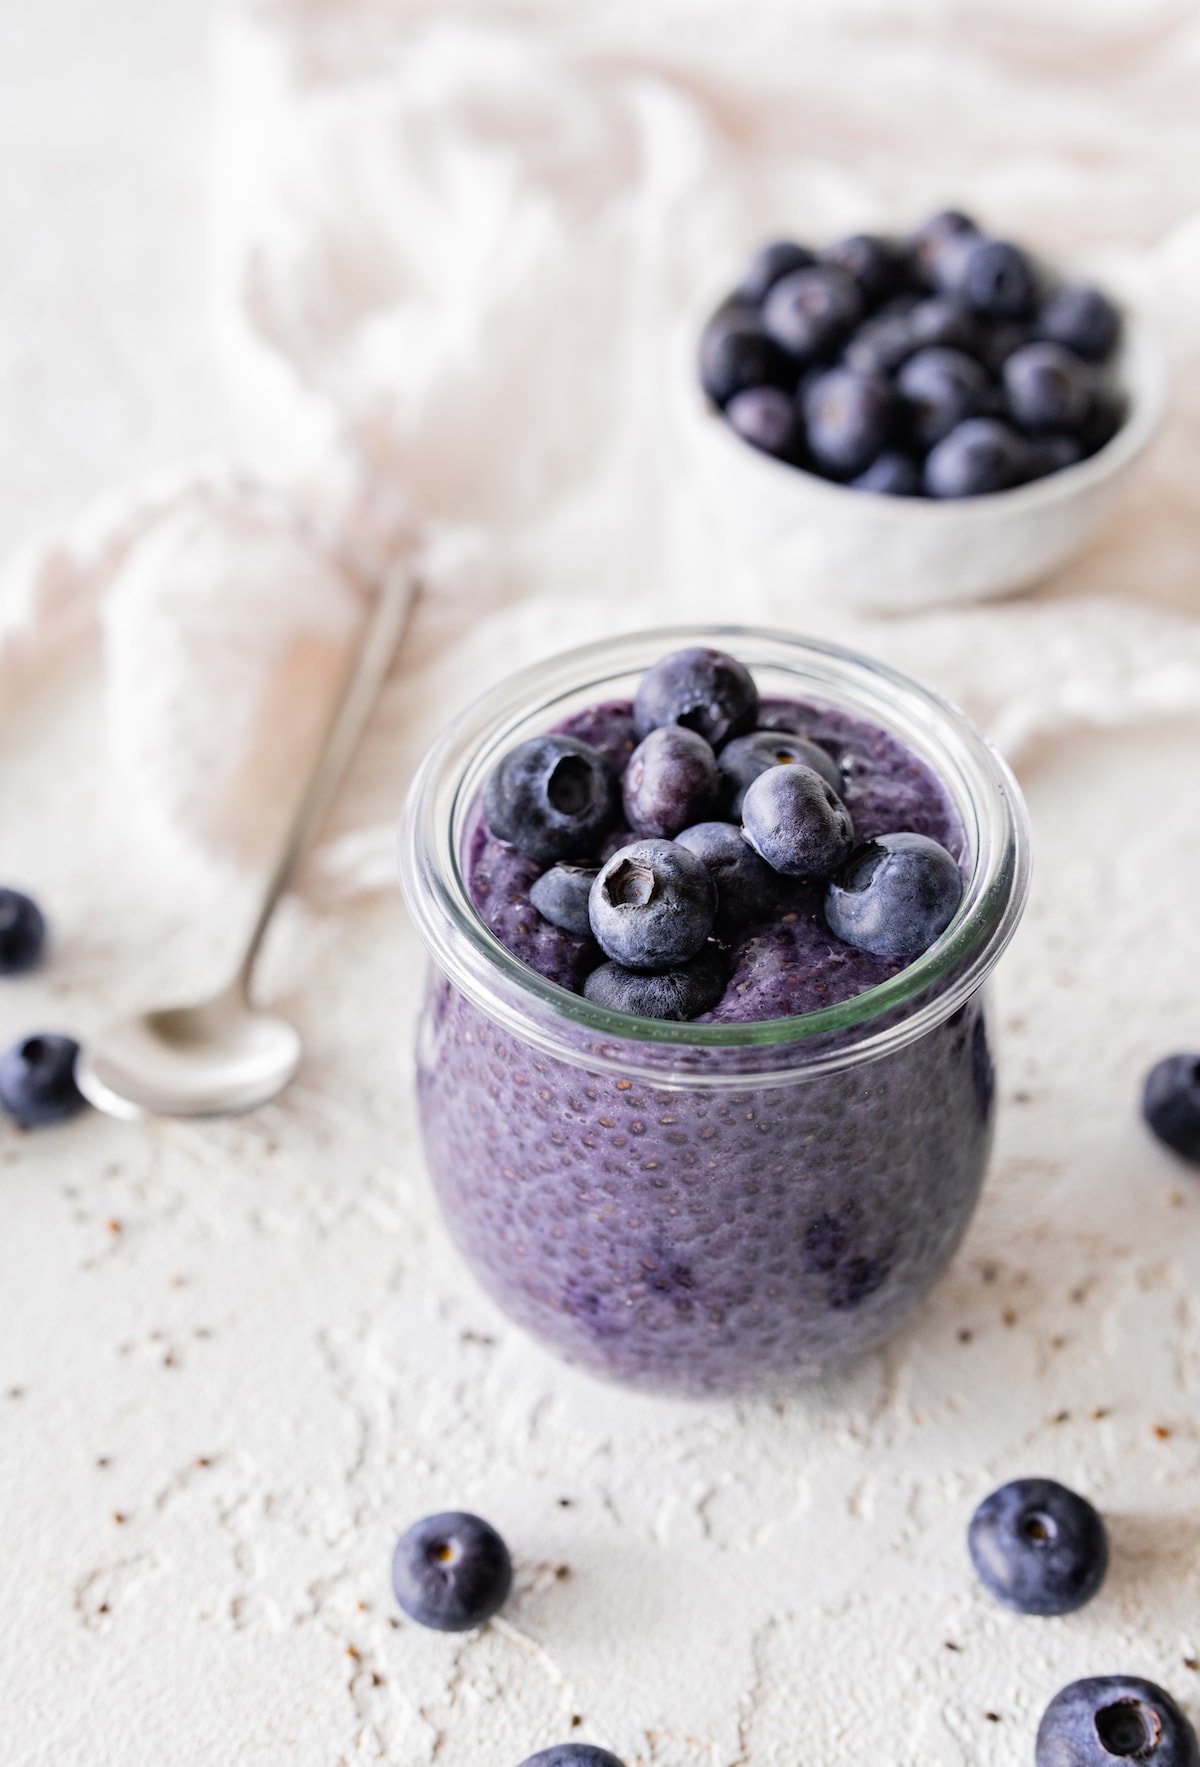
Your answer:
(77, 562), (416, 1122)
(77, 986), (302, 1120)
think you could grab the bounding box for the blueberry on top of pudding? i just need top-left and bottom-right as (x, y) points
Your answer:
(475, 645), (965, 1022)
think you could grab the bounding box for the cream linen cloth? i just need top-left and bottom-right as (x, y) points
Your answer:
(2, 0), (1199, 899)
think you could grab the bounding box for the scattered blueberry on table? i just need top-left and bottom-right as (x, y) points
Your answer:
(968, 1477), (1109, 1616)
(0, 1033), (87, 1129)
(1141, 1054), (1200, 1165)
(476, 644), (964, 1021)
(391, 1511), (512, 1632)
(699, 209), (1127, 496)
(0, 886), (46, 976)
(1036, 1675), (1200, 1766)
(518, 1748), (627, 1767)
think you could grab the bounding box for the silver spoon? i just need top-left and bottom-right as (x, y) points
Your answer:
(77, 563), (417, 1120)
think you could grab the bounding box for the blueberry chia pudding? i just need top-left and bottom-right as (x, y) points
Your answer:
(401, 630), (1030, 1396)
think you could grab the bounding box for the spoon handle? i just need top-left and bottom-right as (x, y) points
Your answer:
(236, 560), (418, 991)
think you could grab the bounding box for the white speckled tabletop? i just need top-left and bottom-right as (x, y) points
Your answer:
(2, 5), (1200, 1766)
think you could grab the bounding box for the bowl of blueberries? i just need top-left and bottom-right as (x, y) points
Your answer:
(688, 208), (1165, 611)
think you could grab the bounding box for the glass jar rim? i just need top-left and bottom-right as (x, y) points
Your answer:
(399, 624), (1031, 1086)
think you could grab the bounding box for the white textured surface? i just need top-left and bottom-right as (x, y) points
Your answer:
(3, 6), (1200, 1767)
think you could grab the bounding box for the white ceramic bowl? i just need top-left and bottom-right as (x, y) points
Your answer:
(675, 280), (1166, 614)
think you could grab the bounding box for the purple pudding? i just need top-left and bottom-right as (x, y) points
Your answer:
(401, 630), (1030, 1396)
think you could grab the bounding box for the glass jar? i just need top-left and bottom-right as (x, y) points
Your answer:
(400, 627), (1031, 1397)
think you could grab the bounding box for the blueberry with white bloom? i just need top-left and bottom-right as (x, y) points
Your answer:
(741, 765), (854, 880)
(634, 647), (757, 749)
(968, 1477), (1108, 1616)
(623, 727), (719, 840)
(391, 1512), (512, 1632)
(718, 729), (841, 817)
(0, 1034), (87, 1129)
(1036, 1677), (1199, 1767)
(583, 946), (727, 1022)
(825, 832), (962, 958)
(484, 735), (619, 863)
(529, 865), (599, 939)
(588, 839), (716, 970)
(676, 821), (779, 929)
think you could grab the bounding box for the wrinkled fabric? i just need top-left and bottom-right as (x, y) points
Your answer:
(3, 0), (1199, 892)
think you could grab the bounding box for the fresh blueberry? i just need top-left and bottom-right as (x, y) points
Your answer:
(1004, 342), (1094, 435)
(844, 314), (917, 378)
(851, 450), (923, 496)
(519, 1747), (628, 1767)
(1036, 1676), (1200, 1767)
(583, 946), (727, 1022)
(698, 311), (790, 407)
(978, 319), (1035, 375)
(634, 647), (758, 748)
(762, 266), (863, 362)
(897, 347), (989, 449)
(907, 208), (978, 283)
(1142, 1054), (1200, 1165)
(968, 1477), (1109, 1616)
(820, 233), (903, 305)
(924, 417), (1026, 497)
(0, 888), (46, 976)
(484, 735), (619, 863)
(736, 239), (816, 305)
(676, 821), (779, 928)
(588, 839), (717, 969)
(529, 864), (599, 938)
(391, 1511), (512, 1632)
(724, 385), (802, 462)
(1040, 283), (1122, 363)
(623, 727), (719, 840)
(741, 765), (855, 880)
(906, 296), (983, 358)
(717, 728), (841, 816)
(934, 232), (1038, 318)
(825, 832), (963, 958)
(1021, 433), (1084, 482)
(802, 368), (894, 477)
(0, 1034), (87, 1129)
(1080, 384), (1127, 456)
